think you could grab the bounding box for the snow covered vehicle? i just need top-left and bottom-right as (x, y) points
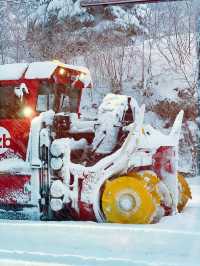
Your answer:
(0, 61), (191, 223)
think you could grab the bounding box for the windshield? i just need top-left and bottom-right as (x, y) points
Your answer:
(54, 83), (81, 113)
(36, 81), (81, 113)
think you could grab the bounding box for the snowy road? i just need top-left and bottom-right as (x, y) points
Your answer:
(0, 178), (199, 266)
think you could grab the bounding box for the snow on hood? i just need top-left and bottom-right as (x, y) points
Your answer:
(0, 63), (28, 81)
(99, 93), (128, 113)
(92, 93), (129, 154)
(41, 109), (55, 126)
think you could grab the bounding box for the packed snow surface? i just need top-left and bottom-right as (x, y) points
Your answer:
(0, 177), (199, 266)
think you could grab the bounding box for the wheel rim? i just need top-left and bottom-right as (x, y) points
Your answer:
(101, 176), (157, 224)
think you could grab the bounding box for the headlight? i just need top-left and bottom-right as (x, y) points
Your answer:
(22, 106), (34, 117)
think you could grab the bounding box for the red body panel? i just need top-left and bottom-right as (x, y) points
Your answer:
(153, 146), (176, 178)
(0, 119), (31, 160)
(0, 80), (39, 206)
(0, 175), (31, 205)
(153, 146), (176, 215)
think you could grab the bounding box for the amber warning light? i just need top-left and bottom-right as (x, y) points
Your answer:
(81, 0), (182, 7)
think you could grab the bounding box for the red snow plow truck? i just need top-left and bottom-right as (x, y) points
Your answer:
(0, 61), (191, 223)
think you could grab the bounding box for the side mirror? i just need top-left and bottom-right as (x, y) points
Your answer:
(14, 83), (29, 101)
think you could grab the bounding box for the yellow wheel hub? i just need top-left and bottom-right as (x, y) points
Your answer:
(101, 176), (157, 224)
(177, 173), (192, 212)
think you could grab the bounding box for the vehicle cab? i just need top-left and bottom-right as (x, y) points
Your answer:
(0, 61), (92, 209)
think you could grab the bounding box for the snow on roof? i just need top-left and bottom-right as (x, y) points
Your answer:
(0, 61), (90, 81)
(25, 61), (58, 79)
(25, 61), (90, 79)
(0, 63), (28, 81)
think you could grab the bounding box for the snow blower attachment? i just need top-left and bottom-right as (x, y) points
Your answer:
(0, 61), (191, 223)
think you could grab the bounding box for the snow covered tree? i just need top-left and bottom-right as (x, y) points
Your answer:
(0, 0), (39, 63)
(0, 1), (11, 63)
(26, 0), (147, 61)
